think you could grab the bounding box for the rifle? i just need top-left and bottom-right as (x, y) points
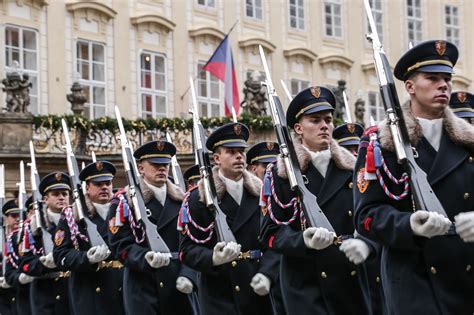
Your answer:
(61, 119), (107, 247)
(258, 46), (338, 236)
(28, 141), (54, 254)
(364, 0), (449, 218)
(188, 76), (237, 243)
(166, 132), (186, 192)
(0, 164), (6, 275)
(114, 106), (172, 255)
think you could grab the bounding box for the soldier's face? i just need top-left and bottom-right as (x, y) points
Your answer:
(5, 214), (19, 230)
(405, 72), (452, 118)
(213, 147), (246, 180)
(249, 162), (268, 180)
(343, 144), (359, 157)
(43, 190), (70, 213)
(86, 180), (113, 204)
(294, 111), (334, 152)
(138, 160), (169, 187)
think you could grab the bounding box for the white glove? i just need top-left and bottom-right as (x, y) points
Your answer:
(144, 251), (171, 269)
(410, 211), (451, 238)
(87, 245), (111, 264)
(340, 238), (371, 265)
(212, 241), (241, 266)
(455, 211), (474, 242)
(250, 273), (271, 296)
(39, 253), (56, 269)
(18, 273), (34, 285)
(0, 277), (10, 289)
(303, 227), (336, 250)
(176, 276), (194, 294)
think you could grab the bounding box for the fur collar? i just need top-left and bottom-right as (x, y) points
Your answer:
(134, 177), (184, 204)
(276, 134), (356, 179)
(378, 101), (474, 152)
(197, 166), (262, 204)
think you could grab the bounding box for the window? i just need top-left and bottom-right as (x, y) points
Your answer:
(4, 25), (39, 114)
(246, 0), (262, 20)
(445, 5), (460, 47)
(324, 0), (342, 38)
(368, 91), (383, 122)
(289, 0), (305, 30)
(366, 0), (383, 42)
(407, 0), (422, 45)
(197, 62), (221, 117)
(290, 79), (310, 97)
(197, 0), (215, 8)
(140, 52), (167, 119)
(76, 40), (106, 119)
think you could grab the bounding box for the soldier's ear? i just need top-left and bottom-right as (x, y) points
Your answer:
(213, 152), (221, 166)
(293, 122), (303, 135)
(405, 79), (415, 95)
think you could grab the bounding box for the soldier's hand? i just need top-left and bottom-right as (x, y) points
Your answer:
(39, 253), (56, 269)
(410, 211), (451, 238)
(250, 273), (271, 296)
(303, 227), (335, 250)
(212, 241), (241, 266)
(340, 238), (371, 264)
(145, 251), (171, 269)
(0, 277), (10, 289)
(176, 276), (194, 294)
(87, 245), (111, 264)
(455, 211), (474, 242)
(18, 273), (34, 285)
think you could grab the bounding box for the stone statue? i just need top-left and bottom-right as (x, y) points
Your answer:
(2, 66), (32, 113)
(354, 98), (366, 126)
(67, 81), (87, 115)
(240, 70), (268, 115)
(330, 80), (347, 121)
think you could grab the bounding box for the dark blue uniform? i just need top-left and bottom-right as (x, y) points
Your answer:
(354, 103), (474, 314)
(53, 200), (125, 315)
(259, 138), (372, 315)
(107, 179), (194, 314)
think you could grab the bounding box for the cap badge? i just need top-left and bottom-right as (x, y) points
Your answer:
(234, 124), (242, 136)
(435, 40), (446, 56)
(266, 142), (274, 151)
(157, 141), (165, 151)
(457, 92), (467, 103)
(347, 123), (355, 134)
(95, 162), (103, 171)
(310, 86), (321, 98)
(55, 172), (62, 182)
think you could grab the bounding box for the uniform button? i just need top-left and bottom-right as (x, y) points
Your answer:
(56, 295), (61, 301)
(466, 265), (471, 272)
(430, 266), (437, 274)
(159, 282), (164, 288)
(118, 287), (122, 292)
(11, 297), (15, 302)
(348, 182), (353, 189)
(231, 261), (237, 267)
(54, 277), (59, 282)
(348, 210), (352, 217)
(234, 285), (240, 292)
(95, 287), (101, 293)
(376, 276), (380, 283)
(469, 156), (473, 163)
(464, 193), (470, 200)
(321, 272), (327, 279)
(350, 270), (357, 276)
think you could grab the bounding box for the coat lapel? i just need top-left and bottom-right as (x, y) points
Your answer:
(155, 197), (180, 230)
(231, 189), (258, 233)
(317, 161), (352, 207)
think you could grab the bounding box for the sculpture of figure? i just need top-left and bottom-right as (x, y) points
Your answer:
(67, 81), (87, 115)
(240, 70), (268, 115)
(1, 69), (30, 113)
(354, 98), (366, 126)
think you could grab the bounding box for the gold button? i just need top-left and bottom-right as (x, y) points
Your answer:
(234, 285), (240, 292)
(231, 261), (237, 267)
(348, 210), (352, 217)
(54, 277), (59, 282)
(159, 282), (164, 288)
(119, 287), (122, 292)
(376, 276), (380, 283)
(464, 193), (470, 200)
(321, 272), (327, 279)
(348, 182), (353, 189)
(350, 270), (357, 276)
(11, 297), (15, 302)
(466, 265), (471, 272)
(95, 287), (101, 293)
(469, 156), (473, 163)
(55, 295), (61, 300)
(430, 266), (437, 274)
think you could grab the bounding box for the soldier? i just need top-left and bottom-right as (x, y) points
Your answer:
(332, 123), (364, 156)
(20, 172), (71, 314)
(107, 140), (194, 314)
(246, 141), (280, 179)
(449, 91), (474, 124)
(354, 40), (474, 314)
(53, 161), (125, 314)
(3, 199), (32, 315)
(179, 122), (274, 315)
(183, 165), (200, 189)
(259, 87), (373, 314)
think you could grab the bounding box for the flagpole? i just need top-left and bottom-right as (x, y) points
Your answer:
(180, 20), (240, 101)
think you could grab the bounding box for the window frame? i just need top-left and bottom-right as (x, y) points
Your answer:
(406, 0), (423, 45)
(367, 91), (384, 123)
(290, 78), (310, 98)
(139, 51), (168, 119)
(365, 0), (383, 43)
(196, 61), (222, 118)
(245, 0), (263, 20)
(288, 0), (305, 31)
(323, 0), (343, 39)
(197, 0), (215, 9)
(445, 4), (460, 47)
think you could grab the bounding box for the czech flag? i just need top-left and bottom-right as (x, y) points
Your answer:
(203, 35), (240, 116)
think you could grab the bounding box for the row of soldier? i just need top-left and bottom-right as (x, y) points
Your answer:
(0, 37), (473, 315)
